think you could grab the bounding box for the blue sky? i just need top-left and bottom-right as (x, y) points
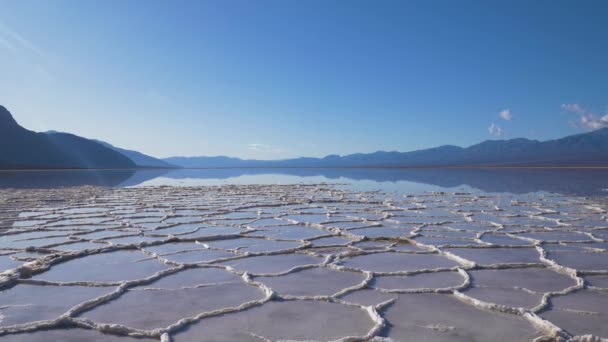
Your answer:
(1, 1), (607, 159)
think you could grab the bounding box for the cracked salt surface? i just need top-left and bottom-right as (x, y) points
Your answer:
(0, 184), (607, 341)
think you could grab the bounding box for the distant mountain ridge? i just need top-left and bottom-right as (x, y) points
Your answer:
(3, 104), (608, 170)
(42, 130), (176, 169)
(0, 106), (136, 169)
(165, 129), (608, 168)
(92, 140), (176, 168)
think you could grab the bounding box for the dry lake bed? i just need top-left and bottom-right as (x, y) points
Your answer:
(0, 183), (607, 341)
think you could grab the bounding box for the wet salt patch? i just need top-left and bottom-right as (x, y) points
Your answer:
(518, 231), (591, 242)
(173, 209), (216, 216)
(345, 213), (385, 221)
(591, 230), (608, 239)
(78, 230), (132, 240)
(341, 252), (460, 273)
(0, 328), (157, 341)
(221, 254), (322, 274)
(542, 244), (589, 253)
(246, 218), (288, 227)
(389, 216), (456, 224)
(374, 271), (464, 290)
(49, 241), (110, 251)
(124, 218), (163, 225)
(414, 236), (479, 246)
(130, 222), (165, 229)
(167, 226), (243, 239)
(306, 246), (353, 257)
(142, 268), (241, 289)
(419, 229), (479, 239)
(540, 290), (608, 338)
(395, 208), (454, 217)
(31, 213), (62, 220)
(0, 230), (69, 241)
(163, 217), (203, 225)
(161, 249), (235, 263)
(106, 235), (166, 245)
(219, 211), (259, 219)
(444, 247), (541, 265)
(382, 293), (543, 341)
(462, 286), (543, 309)
(571, 241), (608, 250)
(33, 250), (168, 283)
(445, 222), (497, 231)
(348, 226), (413, 239)
(353, 240), (393, 250)
(338, 288), (397, 306)
(80, 282), (264, 330)
(209, 218), (254, 226)
(150, 223), (203, 235)
(173, 300), (374, 342)
(578, 220), (608, 228)
(480, 233), (534, 246)
(257, 267), (365, 296)
(45, 217), (113, 227)
(143, 242), (201, 254)
(469, 268), (576, 293)
(0, 284), (113, 326)
(0, 236), (70, 249)
(17, 211), (47, 218)
(61, 207), (108, 215)
(391, 243), (430, 252)
(205, 237), (302, 253)
(310, 236), (352, 247)
(0, 255), (23, 272)
(248, 225), (326, 240)
(324, 221), (375, 229)
(282, 214), (331, 223)
(546, 251), (608, 271)
(585, 275), (608, 288)
(11, 220), (47, 227)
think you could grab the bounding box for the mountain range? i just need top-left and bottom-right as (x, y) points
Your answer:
(165, 129), (608, 168)
(0, 105), (171, 169)
(2, 104), (608, 169)
(92, 139), (175, 168)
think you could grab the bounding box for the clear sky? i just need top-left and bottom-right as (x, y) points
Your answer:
(1, 1), (607, 159)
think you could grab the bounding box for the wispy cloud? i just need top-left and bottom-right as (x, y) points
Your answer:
(0, 21), (43, 56)
(561, 103), (585, 115)
(561, 103), (608, 131)
(0, 35), (16, 52)
(499, 109), (512, 121)
(488, 123), (503, 137)
(247, 143), (284, 154)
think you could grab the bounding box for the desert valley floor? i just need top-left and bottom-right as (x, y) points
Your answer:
(0, 184), (607, 341)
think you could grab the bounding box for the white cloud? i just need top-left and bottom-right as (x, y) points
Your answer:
(488, 123), (503, 137)
(499, 109), (512, 121)
(561, 103), (608, 131)
(247, 143), (270, 151)
(561, 103), (585, 115)
(247, 143), (284, 154)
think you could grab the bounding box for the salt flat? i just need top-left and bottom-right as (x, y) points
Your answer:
(0, 184), (607, 341)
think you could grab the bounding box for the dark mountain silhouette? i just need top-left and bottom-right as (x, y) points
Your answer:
(0, 106), (135, 169)
(165, 129), (608, 168)
(92, 140), (176, 168)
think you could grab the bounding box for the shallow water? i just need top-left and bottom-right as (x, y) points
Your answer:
(0, 182), (607, 341)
